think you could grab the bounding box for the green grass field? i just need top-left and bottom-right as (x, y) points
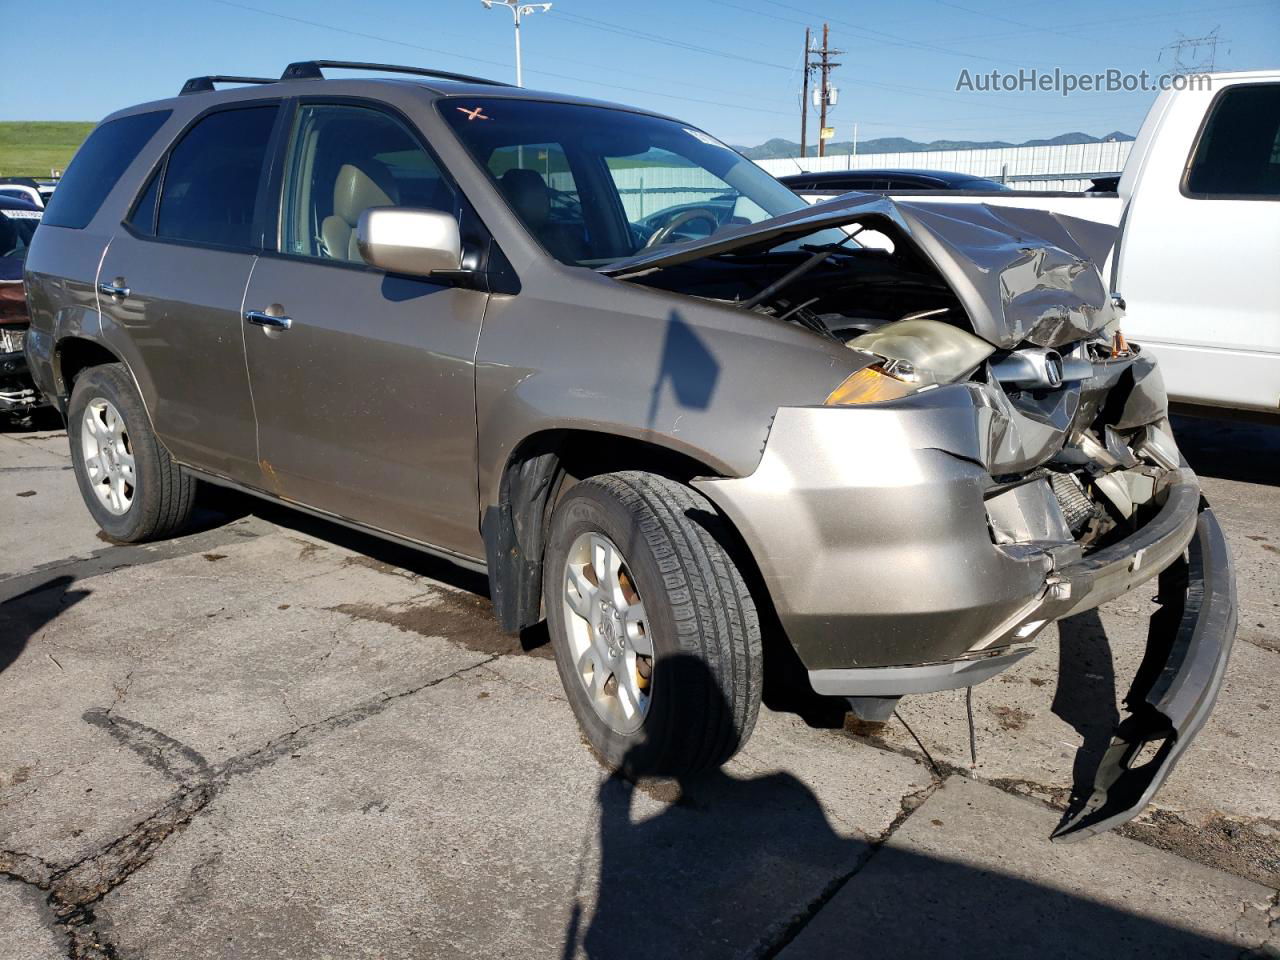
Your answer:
(0, 121), (94, 178)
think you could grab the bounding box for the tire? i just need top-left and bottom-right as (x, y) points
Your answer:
(543, 471), (762, 777)
(67, 363), (196, 543)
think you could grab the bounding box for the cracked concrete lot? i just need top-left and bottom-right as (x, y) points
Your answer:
(1, 414), (1278, 959)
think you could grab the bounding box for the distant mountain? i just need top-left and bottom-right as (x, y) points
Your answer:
(732, 131), (1135, 160)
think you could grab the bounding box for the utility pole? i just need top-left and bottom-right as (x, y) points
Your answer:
(800, 27), (811, 160)
(481, 0), (553, 87)
(815, 24), (843, 158)
(800, 24), (843, 160)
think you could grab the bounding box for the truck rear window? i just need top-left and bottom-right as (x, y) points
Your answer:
(41, 111), (171, 229)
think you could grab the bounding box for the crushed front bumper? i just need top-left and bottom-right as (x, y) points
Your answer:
(693, 387), (1236, 838)
(1052, 504), (1235, 841)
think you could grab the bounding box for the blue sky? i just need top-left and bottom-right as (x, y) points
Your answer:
(7, 0), (1278, 145)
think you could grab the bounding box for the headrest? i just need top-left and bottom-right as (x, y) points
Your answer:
(333, 162), (399, 226)
(499, 168), (550, 228)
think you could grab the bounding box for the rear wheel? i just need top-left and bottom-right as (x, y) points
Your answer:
(544, 471), (762, 776)
(68, 363), (196, 542)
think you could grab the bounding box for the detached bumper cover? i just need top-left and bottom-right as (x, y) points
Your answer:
(1052, 504), (1236, 841)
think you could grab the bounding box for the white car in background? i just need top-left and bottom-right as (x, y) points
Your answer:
(794, 70), (1280, 418)
(1108, 71), (1278, 418)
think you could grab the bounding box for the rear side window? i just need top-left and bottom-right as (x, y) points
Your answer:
(41, 111), (170, 229)
(157, 105), (278, 248)
(128, 168), (162, 236)
(1185, 84), (1280, 198)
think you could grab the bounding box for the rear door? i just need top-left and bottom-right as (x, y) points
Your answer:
(97, 103), (281, 482)
(240, 100), (489, 557)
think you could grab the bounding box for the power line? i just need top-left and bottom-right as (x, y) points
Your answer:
(208, 0), (1123, 125)
(552, 10), (795, 71)
(710, 0), (1048, 67)
(197, 0), (1136, 139)
(205, 0), (797, 114)
(925, 0), (1149, 54)
(715, 0), (1270, 66)
(552, 6), (1114, 119)
(944, 1), (1268, 46)
(1160, 28), (1230, 75)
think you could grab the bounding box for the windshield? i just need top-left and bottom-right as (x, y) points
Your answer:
(440, 97), (822, 266)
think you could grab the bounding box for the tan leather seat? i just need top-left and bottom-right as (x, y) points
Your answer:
(320, 162), (400, 262)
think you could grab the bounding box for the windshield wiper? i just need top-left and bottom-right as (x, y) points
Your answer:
(737, 227), (862, 312)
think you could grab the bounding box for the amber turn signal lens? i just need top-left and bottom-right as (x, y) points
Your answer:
(824, 365), (920, 405)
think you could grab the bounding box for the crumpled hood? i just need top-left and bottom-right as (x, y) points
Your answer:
(600, 193), (1120, 351)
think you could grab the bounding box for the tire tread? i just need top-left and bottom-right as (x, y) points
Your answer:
(568, 471), (762, 773)
(68, 363), (196, 542)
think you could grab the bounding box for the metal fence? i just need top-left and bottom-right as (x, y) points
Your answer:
(754, 140), (1134, 192)
(543, 140), (1133, 215)
(551, 167), (733, 220)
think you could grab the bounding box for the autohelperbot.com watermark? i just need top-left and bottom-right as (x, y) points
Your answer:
(956, 68), (1213, 97)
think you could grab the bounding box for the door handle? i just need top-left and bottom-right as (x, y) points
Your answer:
(243, 308), (293, 331)
(99, 279), (130, 300)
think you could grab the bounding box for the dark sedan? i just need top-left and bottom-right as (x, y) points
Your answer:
(1, 196), (45, 422)
(779, 168), (1011, 194)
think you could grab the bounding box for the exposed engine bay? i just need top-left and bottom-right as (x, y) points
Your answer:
(614, 196), (1179, 561)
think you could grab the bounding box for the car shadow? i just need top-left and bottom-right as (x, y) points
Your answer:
(0, 406), (64, 433)
(1051, 609), (1120, 820)
(205, 488), (489, 596)
(1171, 411), (1280, 486)
(212, 488), (551, 656)
(566, 654), (1242, 959)
(0, 575), (90, 675)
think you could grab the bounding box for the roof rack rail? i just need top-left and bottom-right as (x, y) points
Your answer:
(180, 75), (278, 96)
(280, 60), (512, 87)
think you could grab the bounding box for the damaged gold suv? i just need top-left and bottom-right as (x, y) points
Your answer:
(23, 61), (1235, 840)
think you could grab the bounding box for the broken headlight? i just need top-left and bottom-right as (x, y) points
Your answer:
(825, 318), (994, 406)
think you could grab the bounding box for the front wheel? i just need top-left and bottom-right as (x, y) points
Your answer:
(544, 471), (762, 776)
(68, 363), (196, 543)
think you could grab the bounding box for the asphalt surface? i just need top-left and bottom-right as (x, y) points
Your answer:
(1, 412), (1277, 959)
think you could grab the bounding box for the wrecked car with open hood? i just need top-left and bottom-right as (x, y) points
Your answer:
(23, 67), (1234, 841)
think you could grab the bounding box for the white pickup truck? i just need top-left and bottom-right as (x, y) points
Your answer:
(800, 70), (1280, 417)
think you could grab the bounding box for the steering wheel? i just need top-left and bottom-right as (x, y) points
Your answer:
(643, 207), (721, 248)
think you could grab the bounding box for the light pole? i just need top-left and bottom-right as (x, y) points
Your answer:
(480, 0), (553, 88)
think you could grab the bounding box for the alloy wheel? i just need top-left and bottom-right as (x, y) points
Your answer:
(562, 531), (654, 733)
(80, 398), (135, 516)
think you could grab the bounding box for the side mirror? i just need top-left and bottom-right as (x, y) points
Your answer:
(356, 207), (462, 278)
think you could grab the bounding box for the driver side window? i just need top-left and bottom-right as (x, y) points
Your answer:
(280, 104), (457, 264)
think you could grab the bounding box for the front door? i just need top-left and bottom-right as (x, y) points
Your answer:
(98, 103), (280, 482)
(241, 102), (488, 557)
